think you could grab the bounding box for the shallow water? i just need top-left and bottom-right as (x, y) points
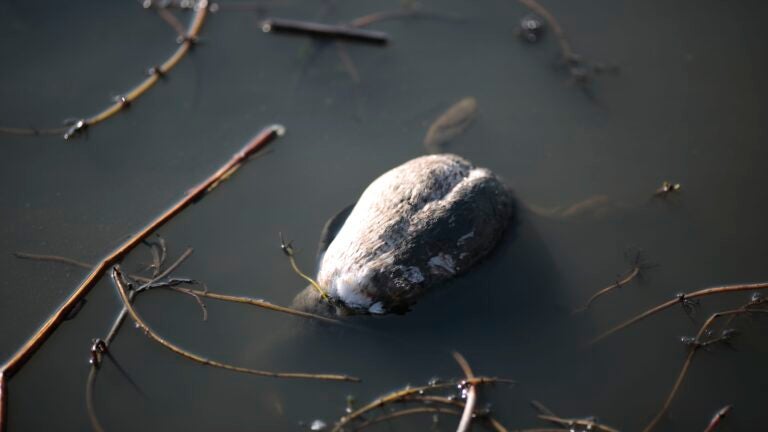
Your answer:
(1, 0), (767, 430)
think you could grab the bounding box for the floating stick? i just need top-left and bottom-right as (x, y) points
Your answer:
(0, 0), (209, 139)
(0, 124), (282, 431)
(453, 351), (477, 432)
(333, 375), (514, 431)
(574, 250), (654, 313)
(14, 248), (341, 324)
(353, 407), (463, 431)
(591, 282), (768, 344)
(642, 307), (765, 432)
(261, 18), (390, 44)
(111, 266), (359, 382)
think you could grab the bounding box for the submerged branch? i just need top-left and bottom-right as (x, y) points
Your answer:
(642, 306), (768, 432)
(353, 407), (463, 431)
(591, 281), (768, 344)
(574, 266), (640, 313)
(334, 375), (514, 431)
(13, 249), (341, 324)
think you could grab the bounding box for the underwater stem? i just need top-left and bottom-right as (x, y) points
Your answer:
(111, 266), (359, 382)
(591, 281), (768, 344)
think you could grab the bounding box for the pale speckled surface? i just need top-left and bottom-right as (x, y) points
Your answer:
(308, 154), (512, 313)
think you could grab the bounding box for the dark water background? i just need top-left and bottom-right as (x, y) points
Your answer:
(1, 0), (767, 430)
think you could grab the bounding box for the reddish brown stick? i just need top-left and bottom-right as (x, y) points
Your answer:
(0, 0), (208, 139)
(0, 124), (283, 431)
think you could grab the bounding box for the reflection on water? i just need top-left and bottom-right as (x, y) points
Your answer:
(1, 0), (768, 430)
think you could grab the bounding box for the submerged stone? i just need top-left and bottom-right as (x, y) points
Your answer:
(292, 154), (514, 316)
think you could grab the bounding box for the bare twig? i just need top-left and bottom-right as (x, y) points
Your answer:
(0, 125), (283, 431)
(642, 307), (767, 432)
(13, 252), (93, 270)
(574, 266), (640, 313)
(353, 406), (463, 431)
(111, 266), (359, 382)
(591, 282), (768, 344)
(13, 248), (342, 324)
(333, 376), (514, 432)
(157, 8), (188, 38)
(0, 0), (209, 139)
(453, 352), (477, 432)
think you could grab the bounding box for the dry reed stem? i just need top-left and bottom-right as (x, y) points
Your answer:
(591, 282), (768, 344)
(0, 124), (282, 431)
(111, 266), (359, 382)
(574, 266), (640, 313)
(0, 0), (208, 139)
(453, 351), (477, 432)
(642, 307), (768, 432)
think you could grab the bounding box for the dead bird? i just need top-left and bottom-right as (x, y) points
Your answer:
(292, 154), (514, 316)
(423, 97), (478, 153)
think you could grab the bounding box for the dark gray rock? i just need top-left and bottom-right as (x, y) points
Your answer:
(292, 154), (515, 316)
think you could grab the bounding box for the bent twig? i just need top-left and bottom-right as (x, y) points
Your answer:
(453, 351), (477, 432)
(111, 266), (359, 382)
(591, 282), (768, 344)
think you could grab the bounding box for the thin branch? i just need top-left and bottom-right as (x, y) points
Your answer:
(574, 266), (640, 313)
(0, 0), (209, 139)
(453, 351), (477, 432)
(0, 125), (282, 431)
(157, 8), (187, 38)
(353, 407), (463, 431)
(591, 282), (768, 344)
(13, 252), (93, 271)
(13, 248), (342, 324)
(110, 266), (360, 382)
(333, 376), (514, 432)
(642, 307), (767, 432)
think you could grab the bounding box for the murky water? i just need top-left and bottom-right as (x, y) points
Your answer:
(2, 0), (768, 430)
